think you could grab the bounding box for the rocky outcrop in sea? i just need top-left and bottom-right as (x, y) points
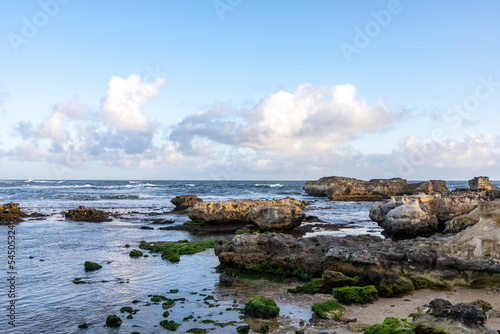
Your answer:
(303, 176), (449, 200)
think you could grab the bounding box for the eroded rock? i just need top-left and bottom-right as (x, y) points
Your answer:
(303, 176), (448, 200)
(0, 202), (26, 225)
(415, 298), (496, 334)
(187, 197), (306, 224)
(170, 195), (202, 213)
(247, 205), (306, 231)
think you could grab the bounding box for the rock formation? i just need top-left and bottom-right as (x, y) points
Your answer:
(246, 205), (306, 231)
(370, 193), (480, 238)
(303, 176), (448, 200)
(0, 202), (26, 224)
(215, 210), (500, 295)
(414, 298), (497, 334)
(64, 206), (111, 222)
(170, 195), (202, 213)
(469, 176), (500, 191)
(187, 197), (306, 224)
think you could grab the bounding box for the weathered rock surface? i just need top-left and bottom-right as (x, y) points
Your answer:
(247, 205), (306, 231)
(303, 176), (448, 200)
(415, 298), (497, 334)
(187, 197), (306, 224)
(370, 193), (481, 238)
(0, 202), (26, 225)
(469, 176), (500, 191)
(170, 195), (202, 213)
(65, 206), (111, 222)
(215, 214), (500, 293)
(443, 200), (500, 260)
(444, 206), (481, 234)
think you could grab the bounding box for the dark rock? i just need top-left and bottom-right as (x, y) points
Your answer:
(303, 176), (448, 200)
(170, 195), (203, 213)
(415, 299), (496, 333)
(65, 206), (111, 222)
(0, 202), (26, 224)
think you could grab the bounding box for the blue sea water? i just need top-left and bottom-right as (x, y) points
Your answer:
(0, 179), (494, 333)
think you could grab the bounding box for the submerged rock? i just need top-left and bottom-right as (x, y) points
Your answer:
(105, 315), (122, 328)
(303, 176), (448, 200)
(84, 261), (102, 272)
(65, 206), (111, 222)
(246, 205), (306, 231)
(187, 197), (306, 224)
(170, 195), (203, 213)
(415, 298), (497, 334)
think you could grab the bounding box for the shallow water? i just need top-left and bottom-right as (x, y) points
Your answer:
(0, 179), (492, 333)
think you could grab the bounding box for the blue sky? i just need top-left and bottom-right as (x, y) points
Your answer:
(1, 0), (499, 180)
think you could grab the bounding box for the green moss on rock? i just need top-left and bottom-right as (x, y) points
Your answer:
(236, 325), (250, 333)
(364, 317), (415, 334)
(159, 320), (180, 330)
(84, 261), (102, 272)
(140, 239), (216, 263)
(77, 323), (88, 329)
(332, 285), (378, 304)
(105, 315), (122, 327)
(243, 295), (280, 319)
(259, 324), (270, 333)
(162, 299), (176, 309)
(312, 300), (345, 320)
(376, 277), (415, 297)
(129, 249), (143, 257)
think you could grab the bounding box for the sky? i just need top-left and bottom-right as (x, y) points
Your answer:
(0, 0), (499, 180)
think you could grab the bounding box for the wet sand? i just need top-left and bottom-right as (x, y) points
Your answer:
(334, 287), (500, 333)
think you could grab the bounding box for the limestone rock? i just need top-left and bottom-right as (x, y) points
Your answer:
(443, 200), (500, 260)
(444, 206), (481, 234)
(381, 198), (439, 238)
(303, 176), (448, 200)
(415, 298), (497, 334)
(247, 205), (306, 231)
(469, 176), (499, 191)
(170, 195), (202, 212)
(370, 193), (481, 238)
(187, 197), (306, 224)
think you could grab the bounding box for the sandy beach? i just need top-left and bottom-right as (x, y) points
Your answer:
(334, 287), (500, 332)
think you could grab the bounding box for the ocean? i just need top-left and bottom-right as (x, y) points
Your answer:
(0, 179), (489, 333)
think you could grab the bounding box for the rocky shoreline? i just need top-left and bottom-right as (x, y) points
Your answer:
(6, 176), (500, 332)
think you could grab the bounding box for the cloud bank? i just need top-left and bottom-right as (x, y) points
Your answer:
(6, 77), (499, 180)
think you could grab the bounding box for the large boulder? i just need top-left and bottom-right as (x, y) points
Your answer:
(380, 198), (439, 238)
(415, 299), (497, 334)
(303, 176), (448, 200)
(65, 206), (111, 222)
(370, 193), (481, 238)
(247, 205), (306, 231)
(187, 197), (306, 224)
(170, 195), (202, 212)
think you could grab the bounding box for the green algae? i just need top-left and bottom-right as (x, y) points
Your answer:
(243, 295), (280, 319)
(332, 285), (378, 304)
(312, 300), (345, 320)
(140, 239), (216, 263)
(159, 319), (180, 330)
(105, 315), (122, 327)
(129, 249), (143, 257)
(84, 261), (102, 272)
(364, 317), (415, 334)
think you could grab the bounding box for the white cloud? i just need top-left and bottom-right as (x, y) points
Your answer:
(169, 83), (398, 154)
(102, 75), (165, 132)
